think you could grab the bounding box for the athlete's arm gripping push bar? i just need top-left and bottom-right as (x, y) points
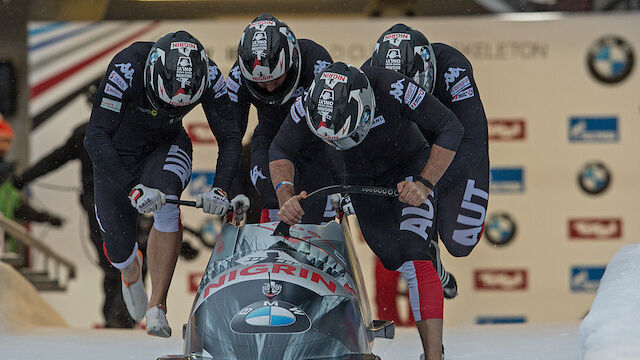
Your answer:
(272, 184), (399, 237)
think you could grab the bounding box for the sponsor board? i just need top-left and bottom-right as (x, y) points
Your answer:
(476, 316), (526, 325)
(474, 269), (527, 290)
(570, 266), (606, 292)
(587, 35), (634, 84)
(568, 218), (622, 240)
(484, 212), (517, 246)
(488, 119), (526, 141)
(490, 167), (524, 193)
(578, 161), (611, 195)
(568, 117), (618, 143)
(189, 171), (215, 196)
(187, 123), (217, 144)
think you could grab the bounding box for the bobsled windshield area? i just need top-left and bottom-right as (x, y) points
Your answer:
(185, 221), (377, 360)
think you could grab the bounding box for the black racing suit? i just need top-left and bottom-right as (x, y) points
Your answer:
(364, 42), (490, 257)
(226, 39), (338, 223)
(84, 42), (241, 265)
(15, 122), (136, 327)
(270, 66), (465, 321)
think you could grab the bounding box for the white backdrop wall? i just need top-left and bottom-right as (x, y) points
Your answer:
(26, 13), (640, 329)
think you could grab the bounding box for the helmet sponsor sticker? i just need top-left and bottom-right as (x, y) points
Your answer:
(170, 42), (197, 50)
(444, 67), (466, 91)
(385, 48), (402, 71)
(108, 70), (128, 91)
(320, 72), (348, 83)
(231, 300), (311, 334)
(569, 218), (621, 239)
(100, 97), (122, 113)
(251, 31), (268, 59)
(176, 56), (193, 86)
(103, 83), (123, 99)
(250, 20), (276, 29)
(383, 33), (411, 47)
(262, 281), (283, 296)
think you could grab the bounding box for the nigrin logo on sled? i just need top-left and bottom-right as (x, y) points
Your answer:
(569, 117), (618, 143)
(490, 167), (524, 193)
(488, 119), (526, 141)
(569, 218), (622, 240)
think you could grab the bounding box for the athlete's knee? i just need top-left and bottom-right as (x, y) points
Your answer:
(107, 242), (139, 270)
(439, 235), (476, 257)
(153, 199), (181, 232)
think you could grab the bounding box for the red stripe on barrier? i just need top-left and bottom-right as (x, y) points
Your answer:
(30, 21), (160, 99)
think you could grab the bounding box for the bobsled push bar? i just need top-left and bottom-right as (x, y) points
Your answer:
(272, 185), (399, 237)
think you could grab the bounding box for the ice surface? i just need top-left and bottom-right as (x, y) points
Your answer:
(0, 323), (580, 360)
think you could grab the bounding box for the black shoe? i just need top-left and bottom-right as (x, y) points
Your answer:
(428, 240), (458, 299)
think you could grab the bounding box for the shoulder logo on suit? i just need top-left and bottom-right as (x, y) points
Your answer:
(444, 67), (465, 91)
(389, 78), (405, 103)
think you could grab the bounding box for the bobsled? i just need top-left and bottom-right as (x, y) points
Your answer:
(159, 185), (396, 360)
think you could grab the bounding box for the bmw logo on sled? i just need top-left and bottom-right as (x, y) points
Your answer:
(159, 185), (396, 360)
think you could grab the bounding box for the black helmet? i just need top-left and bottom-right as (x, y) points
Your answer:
(306, 62), (375, 151)
(144, 31), (209, 118)
(370, 24), (437, 93)
(237, 14), (301, 105)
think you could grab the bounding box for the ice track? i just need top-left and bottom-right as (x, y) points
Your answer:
(0, 323), (579, 360)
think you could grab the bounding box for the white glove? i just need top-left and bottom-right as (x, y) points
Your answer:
(230, 194), (250, 223)
(196, 187), (230, 215)
(128, 184), (166, 214)
(329, 193), (355, 216)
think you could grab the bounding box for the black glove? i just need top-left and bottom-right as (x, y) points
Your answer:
(179, 240), (199, 261)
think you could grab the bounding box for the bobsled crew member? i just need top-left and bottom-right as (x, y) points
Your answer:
(269, 62), (466, 360)
(226, 13), (342, 223)
(365, 23), (490, 320)
(84, 31), (246, 337)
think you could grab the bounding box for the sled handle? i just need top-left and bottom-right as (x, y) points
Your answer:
(166, 199), (200, 208)
(272, 185), (399, 237)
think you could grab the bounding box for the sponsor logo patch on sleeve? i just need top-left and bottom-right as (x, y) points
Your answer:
(213, 76), (227, 95)
(290, 96), (305, 123)
(409, 88), (426, 110)
(226, 77), (240, 93)
(104, 83), (123, 99)
(451, 87), (474, 102)
(100, 97), (122, 113)
(404, 82), (418, 105)
(108, 70), (129, 91)
(228, 92), (238, 103)
(450, 76), (471, 97)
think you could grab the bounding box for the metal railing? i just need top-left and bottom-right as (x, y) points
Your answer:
(0, 213), (76, 291)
